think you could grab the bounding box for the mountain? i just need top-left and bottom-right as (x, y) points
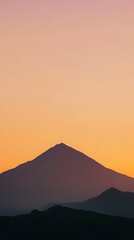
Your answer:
(62, 188), (134, 218)
(1, 143), (134, 215)
(1, 206), (134, 240)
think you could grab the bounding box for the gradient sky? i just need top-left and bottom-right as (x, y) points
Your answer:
(1, 0), (134, 176)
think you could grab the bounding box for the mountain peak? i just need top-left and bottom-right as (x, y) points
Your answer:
(1, 143), (134, 216)
(47, 143), (82, 155)
(100, 188), (122, 197)
(54, 143), (69, 148)
(106, 188), (120, 193)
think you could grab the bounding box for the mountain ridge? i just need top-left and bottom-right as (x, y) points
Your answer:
(1, 143), (134, 215)
(1, 143), (132, 179)
(1, 205), (134, 239)
(62, 188), (134, 218)
(1, 143), (101, 174)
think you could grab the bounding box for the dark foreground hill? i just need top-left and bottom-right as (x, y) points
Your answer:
(0, 206), (134, 240)
(1, 143), (134, 215)
(62, 188), (134, 218)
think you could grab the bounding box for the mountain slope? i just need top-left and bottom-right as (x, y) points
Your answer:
(0, 143), (134, 215)
(63, 188), (134, 218)
(1, 206), (134, 240)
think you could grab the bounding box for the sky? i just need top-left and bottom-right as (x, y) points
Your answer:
(1, 0), (134, 176)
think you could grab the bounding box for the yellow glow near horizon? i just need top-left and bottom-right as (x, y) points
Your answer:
(1, 1), (134, 176)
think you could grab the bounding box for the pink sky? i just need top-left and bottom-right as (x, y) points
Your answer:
(1, 0), (134, 176)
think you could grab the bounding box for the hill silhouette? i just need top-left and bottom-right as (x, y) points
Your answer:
(62, 188), (134, 218)
(1, 143), (134, 215)
(0, 206), (134, 239)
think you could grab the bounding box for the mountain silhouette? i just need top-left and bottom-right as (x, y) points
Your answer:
(62, 188), (134, 218)
(1, 206), (134, 239)
(1, 143), (134, 215)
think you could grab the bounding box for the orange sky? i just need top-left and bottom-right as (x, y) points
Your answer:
(1, 0), (134, 176)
